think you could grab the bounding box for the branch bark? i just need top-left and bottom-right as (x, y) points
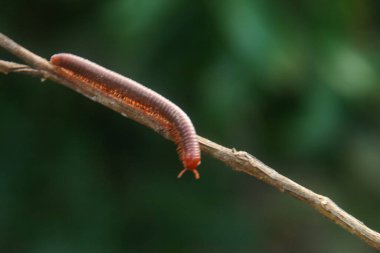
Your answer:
(1, 33), (379, 250)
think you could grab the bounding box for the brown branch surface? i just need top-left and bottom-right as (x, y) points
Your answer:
(1, 33), (379, 250)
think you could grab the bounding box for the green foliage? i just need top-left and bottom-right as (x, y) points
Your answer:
(0, 1), (380, 252)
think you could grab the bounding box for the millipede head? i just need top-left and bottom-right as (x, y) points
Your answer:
(178, 157), (201, 179)
(177, 168), (200, 180)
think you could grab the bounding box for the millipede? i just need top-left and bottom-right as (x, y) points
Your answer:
(50, 53), (201, 179)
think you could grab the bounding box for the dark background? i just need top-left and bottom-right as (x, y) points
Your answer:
(1, 1), (380, 252)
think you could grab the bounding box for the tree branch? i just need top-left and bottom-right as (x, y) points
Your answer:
(1, 33), (379, 250)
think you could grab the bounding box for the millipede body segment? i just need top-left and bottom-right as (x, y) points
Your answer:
(50, 53), (201, 179)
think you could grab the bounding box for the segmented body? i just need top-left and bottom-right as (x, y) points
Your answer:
(51, 53), (201, 178)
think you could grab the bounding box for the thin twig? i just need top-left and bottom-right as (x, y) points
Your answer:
(0, 60), (44, 76)
(0, 33), (379, 250)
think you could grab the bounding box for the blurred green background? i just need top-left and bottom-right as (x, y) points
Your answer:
(1, 0), (380, 252)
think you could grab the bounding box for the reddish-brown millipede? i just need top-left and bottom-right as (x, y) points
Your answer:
(50, 53), (201, 179)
